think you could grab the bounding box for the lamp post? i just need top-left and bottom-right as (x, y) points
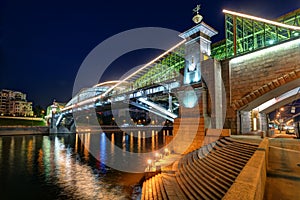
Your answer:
(164, 148), (169, 156)
(155, 152), (160, 162)
(86, 116), (90, 127)
(147, 159), (152, 171)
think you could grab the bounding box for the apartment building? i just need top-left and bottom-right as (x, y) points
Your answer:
(0, 89), (34, 116)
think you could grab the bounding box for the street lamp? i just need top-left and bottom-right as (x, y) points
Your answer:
(155, 152), (161, 162)
(86, 116), (89, 127)
(147, 159), (152, 171)
(164, 148), (169, 156)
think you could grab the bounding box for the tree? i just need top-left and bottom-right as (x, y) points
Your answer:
(33, 105), (45, 118)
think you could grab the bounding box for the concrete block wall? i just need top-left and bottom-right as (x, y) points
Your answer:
(259, 113), (268, 133)
(240, 111), (252, 134)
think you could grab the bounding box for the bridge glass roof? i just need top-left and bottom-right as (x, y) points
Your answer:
(211, 8), (300, 60)
(108, 42), (186, 95)
(132, 46), (185, 90)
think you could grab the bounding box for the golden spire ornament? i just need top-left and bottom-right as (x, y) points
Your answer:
(192, 4), (203, 24)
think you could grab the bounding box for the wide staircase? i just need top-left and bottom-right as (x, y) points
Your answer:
(141, 137), (259, 200)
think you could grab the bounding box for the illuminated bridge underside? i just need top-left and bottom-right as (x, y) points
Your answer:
(212, 9), (300, 60)
(258, 87), (300, 113)
(232, 68), (300, 111)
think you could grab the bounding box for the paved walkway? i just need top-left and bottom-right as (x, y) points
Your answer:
(264, 138), (300, 200)
(145, 152), (182, 172)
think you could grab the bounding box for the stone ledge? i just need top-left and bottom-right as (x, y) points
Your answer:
(223, 138), (269, 200)
(206, 128), (231, 137)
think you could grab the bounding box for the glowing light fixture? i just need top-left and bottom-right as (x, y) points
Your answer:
(164, 148), (169, 156)
(268, 40), (275, 45)
(253, 118), (257, 131)
(230, 38), (300, 64)
(188, 63), (196, 71)
(291, 106), (296, 113)
(147, 159), (152, 165)
(92, 80), (121, 88)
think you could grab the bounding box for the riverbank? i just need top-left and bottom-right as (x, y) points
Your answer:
(0, 126), (49, 136)
(76, 125), (173, 133)
(0, 116), (46, 126)
(116, 172), (145, 199)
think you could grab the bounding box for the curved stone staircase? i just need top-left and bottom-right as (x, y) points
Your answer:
(141, 137), (259, 200)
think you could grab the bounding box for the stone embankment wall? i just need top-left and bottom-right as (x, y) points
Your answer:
(223, 138), (269, 200)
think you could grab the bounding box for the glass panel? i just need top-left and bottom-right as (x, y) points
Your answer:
(210, 10), (299, 60)
(133, 47), (185, 89)
(277, 27), (290, 42)
(291, 30), (300, 38)
(236, 17), (244, 54)
(242, 18), (254, 53)
(211, 41), (226, 60)
(265, 24), (277, 46)
(253, 21), (265, 50)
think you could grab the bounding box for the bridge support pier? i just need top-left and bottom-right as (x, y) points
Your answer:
(49, 115), (57, 134)
(49, 114), (76, 134)
(202, 59), (226, 129)
(168, 92), (172, 112)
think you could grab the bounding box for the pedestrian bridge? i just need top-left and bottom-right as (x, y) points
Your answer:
(50, 8), (300, 137)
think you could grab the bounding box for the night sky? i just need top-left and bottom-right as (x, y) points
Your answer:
(1, 0), (299, 108)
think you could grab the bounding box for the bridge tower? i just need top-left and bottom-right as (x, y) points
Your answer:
(179, 5), (216, 85)
(170, 5), (223, 154)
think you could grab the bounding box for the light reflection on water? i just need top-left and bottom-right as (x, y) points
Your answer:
(0, 129), (170, 200)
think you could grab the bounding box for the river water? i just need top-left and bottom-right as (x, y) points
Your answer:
(0, 129), (170, 200)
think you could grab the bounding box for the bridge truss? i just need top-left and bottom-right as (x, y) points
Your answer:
(212, 8), (300, 60)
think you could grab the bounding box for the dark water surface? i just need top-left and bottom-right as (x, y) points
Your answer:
(0, 130), (170, 200)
